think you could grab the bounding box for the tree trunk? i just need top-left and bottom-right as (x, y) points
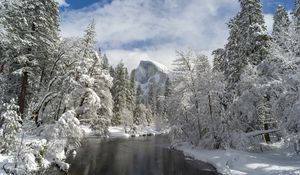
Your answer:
(264, 123), (271, 143)
(50, 56), (62, 77)
(39, 67), (45, 89)
(0, 63), (4, 73)
(195, 99), (202, 141)
(55, 94), (64, 121)
(76, 91), (88, 118)
(197, 118), (202, 140)
(18, 72), (28, 118)
(208, 93), (213, 121)
(89, 59), (98, 76)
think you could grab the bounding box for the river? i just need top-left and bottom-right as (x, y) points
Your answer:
(44, 135), (219, 175)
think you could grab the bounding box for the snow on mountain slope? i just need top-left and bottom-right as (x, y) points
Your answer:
(144, 59), (169, 74)
(134, 60), (169, 102)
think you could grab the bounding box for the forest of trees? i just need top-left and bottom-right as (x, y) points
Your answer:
(0, 1), (168, 170)
(168, 0), (300, 151)
(1, 0), (300, 173)
(109, 61), (170, 131)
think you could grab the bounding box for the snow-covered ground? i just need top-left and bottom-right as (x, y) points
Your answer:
(108, 126), (131, 138)
(108, 125), (169, 138)
(176, 141), (300, 175)
(0, 124), (168, 175)
(0, 155), (13, 175)
(80, 125), (167, 138)
(0, 120), (85, 175)
(0, 136), (51, 175)
(80, 125), (93, 135)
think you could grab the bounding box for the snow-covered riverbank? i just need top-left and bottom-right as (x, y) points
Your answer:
(0, 117), (85, 175)
(0, 135), (53, 175)
(176, 141), (300, 175)
(108, 125), (169, 138)
(0, 136), (72, 174)
(0, 124), (168, 175)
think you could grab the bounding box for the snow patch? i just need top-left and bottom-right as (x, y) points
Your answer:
(81, 125), (93, 135)
(55, 160), (70, 172)
(139, 59), (169, 74)
(108, 125), (169, 139)
(108, 126), (130, 138)
(176, 143), (300, 175)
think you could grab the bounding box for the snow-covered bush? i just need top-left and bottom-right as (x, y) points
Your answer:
(120, 108), (134, 133)
(40, 110), (83, 161)
(90, 117), (110, 136)
(133, 104), (150, 126)
(0, 99), (21, 152)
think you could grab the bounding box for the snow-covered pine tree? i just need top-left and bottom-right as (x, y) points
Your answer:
(238, 0), (268, 64)
(272, 5), (291, 54)
(65, 20), (113, 135)
(78, 20), (97, 77)
(125, 68), (135, 113)
(161, 77), (172, 120)
(90, 51), (113, 135)
(130, 69), (136, 93)
(109, 66), (115, 78)
(266, 2), (300, 143)
(164, 77), (172, 99)
(256, 5), (295, 143)
(0, 99), (21, 153)
(102, 54), (110, 70)
(133, 82), (152, 126)
(0, 16), (7, 116)
(111, 62), (133, 126)
(136, 85), (143, 104)
(133, 104), (149, 126)
(224, 0), (268, 89)
(293, 0), (300, 56)
(212, 48), (226, 73)
(148, 83), (157, 116)
(29, 0), (60, 87)
(1, 0), (36, 117)
(1, 0), (60, 118)
(154, 76), (170, 118)
(221, 0), (272, 149)
(223, 16), (241, 90)
(294, 0), (300, 30)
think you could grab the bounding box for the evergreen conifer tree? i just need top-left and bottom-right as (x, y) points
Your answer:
(272, 5), (291, 53)
(111, 62), (133, 126)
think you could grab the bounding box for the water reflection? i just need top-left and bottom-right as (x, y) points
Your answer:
(45, 136), (219, 175)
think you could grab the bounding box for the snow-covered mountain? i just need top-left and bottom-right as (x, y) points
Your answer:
(134, 60), (169, 102)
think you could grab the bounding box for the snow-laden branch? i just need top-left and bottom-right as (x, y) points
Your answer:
(245, 129), (280, 137)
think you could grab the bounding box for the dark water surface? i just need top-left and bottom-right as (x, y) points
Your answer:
(45, 135), (219, 175)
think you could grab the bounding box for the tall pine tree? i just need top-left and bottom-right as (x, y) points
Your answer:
(272, 5), (291, 53)
(111, 62), (134, 126)
(223, 0), (269, 98)
(1, 0), (60, 117)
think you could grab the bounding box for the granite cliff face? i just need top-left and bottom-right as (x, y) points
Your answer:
(134, 60), (169, 103)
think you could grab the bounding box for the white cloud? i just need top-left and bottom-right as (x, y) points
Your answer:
(106, 47), (177, 70)
(264, 14), (274, 34)
(55, 0), (69, 7)
(60, 0), (274, 70)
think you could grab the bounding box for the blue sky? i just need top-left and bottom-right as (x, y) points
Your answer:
(262, 0), (294, 13)
(62, 0), (294, 13)
(57, 0), (296, 69)
(62, 0), (111, 9)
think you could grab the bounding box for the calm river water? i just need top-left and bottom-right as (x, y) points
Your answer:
(44, 135), (219, 175)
